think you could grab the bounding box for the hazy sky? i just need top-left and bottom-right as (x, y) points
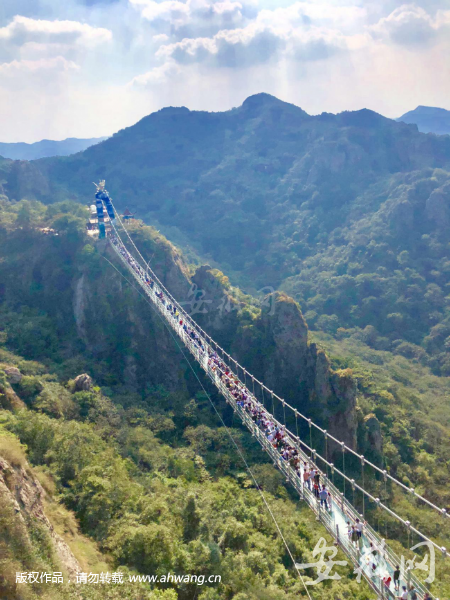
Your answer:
(1, 0), (449, 142)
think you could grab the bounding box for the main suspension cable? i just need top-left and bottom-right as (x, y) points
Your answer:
(106, 203), (450, 549)
(101, 248), (314, 599)
(105, 224), (448, 600)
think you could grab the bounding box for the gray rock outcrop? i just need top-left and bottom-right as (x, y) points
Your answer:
(73, 373), (93, 391)
(0, 455), (80, 577)
(4, 366), (23, 384)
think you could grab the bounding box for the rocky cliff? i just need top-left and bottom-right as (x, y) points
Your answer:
(192, 267), (359, 449)
(0, 367), (26, 412)
(0, 208), (363, 450)
(0, 447), (80, 597)
(73, 237), (362, 448)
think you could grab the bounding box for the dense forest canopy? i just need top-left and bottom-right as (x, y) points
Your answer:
(1, 94), (450, 598)
(2, 94), (449, 379)
(0, 199), (379, 600)
(0, 198), (449, 598)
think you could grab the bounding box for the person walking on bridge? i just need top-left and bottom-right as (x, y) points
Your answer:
(319, 485), (329, 510)
(393, 566), (401, 592)
(314, 469), (321, 487)
(351, 526), (358, 546)
(313, 479), (320, 499)
(408, 585), (418, 600)
(382, 574), (391, 592)
(397, 585), (408, 600)
(346, 521), (352, 541)
(303, 468), (311, 490)
(355, 518), (363, 540)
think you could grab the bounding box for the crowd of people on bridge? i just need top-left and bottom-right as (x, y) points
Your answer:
(111, 234), (207, 351)
(208, 350), (334, 507)
(109, 233), (432, 600)
(111, 233), (334, 506)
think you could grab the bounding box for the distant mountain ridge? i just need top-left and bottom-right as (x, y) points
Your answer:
(0, 136), (107, 160)
(2, 92), (450, 376)
(397, 105), (450, 135)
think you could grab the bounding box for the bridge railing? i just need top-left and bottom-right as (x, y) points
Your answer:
(109, 237), (435, 600)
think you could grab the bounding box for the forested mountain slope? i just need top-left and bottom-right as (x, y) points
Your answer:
(2, 93), (450, 378)
(0, 198), (359, 446)
(1, 93), (450, 596)
(1, 199), (450, 597)
(0, 199), (379, 599)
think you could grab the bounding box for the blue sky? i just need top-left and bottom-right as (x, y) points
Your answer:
(1, 0), (449, 142)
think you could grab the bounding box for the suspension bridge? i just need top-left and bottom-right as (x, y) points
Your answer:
(92, 182), (449, 600)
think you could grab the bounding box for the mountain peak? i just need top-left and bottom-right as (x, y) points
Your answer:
(397, 105), (450, 135)
(413, 105), (449, 114)
(242, 93), (282, 107)
(158, 106), (190, 115)
(338, 108), (390, 127)
(240, 93), (308, 118)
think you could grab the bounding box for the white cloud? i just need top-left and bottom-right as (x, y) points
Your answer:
(0, 15), (112, 47)
(129, 60), (180, 86)
(129, 0), (246, 32)
(140, 0), (369, 71)
(289, 29), (348, 61)
(130, 0), (190, 26)
(371, 4), (450, 45)
(214, 1), (244, 16)
(155, 25), (282, 67)
(152, 33), (170, 43)
(2, 0), (450, 143)
(0, 55), (80, 97)
(256, 2), (366, 32)
(156, 20), (351, 68)
(0, 56), (79, 76)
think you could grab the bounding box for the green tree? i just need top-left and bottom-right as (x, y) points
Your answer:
(182, 494), (201, 542)
(15, 200), (32, 228)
